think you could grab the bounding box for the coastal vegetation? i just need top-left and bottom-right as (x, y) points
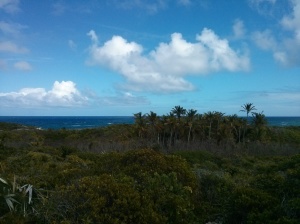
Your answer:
(0, 105), (300, 223)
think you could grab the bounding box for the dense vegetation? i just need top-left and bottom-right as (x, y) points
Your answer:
(0, 105), (299, 223)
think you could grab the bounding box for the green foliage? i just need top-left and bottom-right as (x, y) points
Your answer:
(178, 151), (300, 224)
(45, 174), (144, 223)
(0, 122), (32, 131)
(0, 176), (45, 222)
(36, 150), (197, 223)
(0, 115), (299, 223)
(43, 172), (195, 224)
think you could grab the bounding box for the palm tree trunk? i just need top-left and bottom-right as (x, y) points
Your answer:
(169, 130), (173, 147)
(188, 125), (192, 145)
(209, 122), (212, 140)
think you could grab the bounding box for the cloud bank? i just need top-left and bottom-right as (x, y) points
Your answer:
(87, 29), (250, 93)
(0, 80), (150, 109)
(0, 81), (88, 107)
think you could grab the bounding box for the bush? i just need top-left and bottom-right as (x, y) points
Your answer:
(42, 172), (195, 224)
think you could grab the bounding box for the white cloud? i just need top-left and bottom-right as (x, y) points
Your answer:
(0, 81), (88, 107)
(252, 29), (277, 50)
(248, 0), (277, 16)
(281, 0), (300, 34)
(0, 21), (26, 37)
(14, 61), (32, 71)
(252, 0), (300, 66)
(0, 0), (20, 13)
(87, 30), (98, 43)
(0, 41), (29, 54)
(87, 29), (250, 93)
(232, 19), (246, 39)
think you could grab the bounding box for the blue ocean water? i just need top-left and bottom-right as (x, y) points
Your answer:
(0, 116), (135, 130)
(265, 117), (300, 127)
(0, 116), (299, 130)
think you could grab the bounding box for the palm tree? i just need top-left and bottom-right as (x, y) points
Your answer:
(251, 111), (268, 141)
(214, 111), (225, 131)
(170, 106), (186, 146)
(240, 103), (256, 143)
(252, 111), (268, 127)
(164, 112), (177, 147)
(226, 114), (239, 142)
(171, 105), (186, 120)
(240, 103), (256, 118)
(194, 113), (205, 142)
(146, 111), (160, 144)
(203, 111), (215, 140)
(186, 109), (198, 145)
(227, 114), (246, 143)
(133, 112), (146, 138)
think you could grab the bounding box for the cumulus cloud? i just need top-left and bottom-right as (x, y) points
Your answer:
(87, 29), (250, 93)
(0, 41), (29, 54)
(0, 81), (88, 107)
(0, 0), (20, 13)
(252, 0), (300, 66)
(14, 61), (32, 71)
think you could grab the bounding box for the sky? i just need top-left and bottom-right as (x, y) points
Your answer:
(0, 0), (299, 116)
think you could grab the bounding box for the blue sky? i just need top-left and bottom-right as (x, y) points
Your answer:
(0, 0), (299, 116)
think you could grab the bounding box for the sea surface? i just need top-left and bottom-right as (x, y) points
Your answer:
(0, 116), (299, 130)
(0, 116), (135, 130)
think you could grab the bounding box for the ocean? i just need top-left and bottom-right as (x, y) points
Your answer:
(0, 116), (135, 130)
(0, 116), (299, 130)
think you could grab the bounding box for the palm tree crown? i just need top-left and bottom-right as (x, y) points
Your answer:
(171, 105), (186, 120)
(240, 103), (256, 117)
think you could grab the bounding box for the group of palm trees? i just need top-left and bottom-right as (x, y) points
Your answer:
(133, 103), (268, 148)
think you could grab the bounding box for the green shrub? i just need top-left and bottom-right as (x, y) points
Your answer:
(42, 172), (195, 224)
